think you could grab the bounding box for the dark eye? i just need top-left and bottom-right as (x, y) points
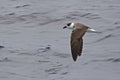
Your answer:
(67, 23), (71, 26)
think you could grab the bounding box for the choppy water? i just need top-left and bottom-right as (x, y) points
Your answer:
(0, 0), (120, 80)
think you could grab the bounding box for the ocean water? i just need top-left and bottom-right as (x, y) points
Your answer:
(0, 0), (120, 80)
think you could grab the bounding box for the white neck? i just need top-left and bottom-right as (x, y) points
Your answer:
(67, 23), (74, 30)
(70, 23), (74, 28)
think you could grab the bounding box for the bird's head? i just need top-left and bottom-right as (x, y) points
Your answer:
(63, 22), (75, 30)
(63, 22), (101, 33)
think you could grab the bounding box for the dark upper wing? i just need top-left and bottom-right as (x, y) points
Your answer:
(70, 29), (86, 61)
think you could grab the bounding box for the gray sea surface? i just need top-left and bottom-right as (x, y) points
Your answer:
(0, 0), (120, 80)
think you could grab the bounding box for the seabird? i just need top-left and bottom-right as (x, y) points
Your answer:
(63, 22), (99, 61)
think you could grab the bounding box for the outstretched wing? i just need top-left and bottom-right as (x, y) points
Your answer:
(70, 29), (86, 61)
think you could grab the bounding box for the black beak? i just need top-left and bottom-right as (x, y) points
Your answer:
(63, 26), (67, 29)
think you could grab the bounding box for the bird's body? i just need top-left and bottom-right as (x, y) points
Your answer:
(63, 22), (98, 61)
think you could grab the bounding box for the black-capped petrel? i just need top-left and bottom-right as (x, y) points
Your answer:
(63, 22), (99, 61)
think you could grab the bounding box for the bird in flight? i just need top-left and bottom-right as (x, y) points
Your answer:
(63, 22), (99, 61)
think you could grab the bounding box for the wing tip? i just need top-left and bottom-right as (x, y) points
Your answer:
(72, 54), (82, 61)
(72, 56), (77, 62)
